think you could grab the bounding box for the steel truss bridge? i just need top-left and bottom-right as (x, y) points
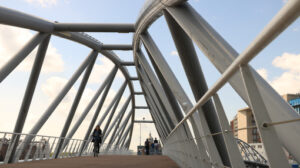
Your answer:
(0, 0), (300, 168)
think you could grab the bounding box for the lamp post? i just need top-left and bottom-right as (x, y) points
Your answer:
(140, 117), (145, 146)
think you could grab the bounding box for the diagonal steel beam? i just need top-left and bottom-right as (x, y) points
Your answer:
(53, 50), (98, 159)
(164, 10), (230, 166)
(141, 32), (223, 165)
(166, 1), (300, 162)
(6, 35), (51, 163)
(113, 109), (133, 146)
(103, 96), (131, 142)
(0, 33), (48, 83)
(78, 66), (117, 156)
(62, 67), (118, 149)
(101, 82), (127, 137)
(15, 49), (97, 160)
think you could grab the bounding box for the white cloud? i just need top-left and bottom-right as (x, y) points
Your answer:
(170, 50), (178, 56)
(272, 53), (300, 73)
(270, 71), (300, 94)
(257, 53), (300, 95)
(88, 56), (123, 84)
(256, 68), (268, 80)
(0, 26), (64, 73)
(25, 0), (57, 7)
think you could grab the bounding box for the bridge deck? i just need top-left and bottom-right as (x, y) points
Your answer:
(0, 155), (179, 168)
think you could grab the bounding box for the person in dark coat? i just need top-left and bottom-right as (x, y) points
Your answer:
(92, 125), (102, 157)
(144, 139), (150, 155)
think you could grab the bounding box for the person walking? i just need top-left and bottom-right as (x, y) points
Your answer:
(144, 139), (150, 155)
(154, 138), (158, 154)
(92, 125), (102, 157)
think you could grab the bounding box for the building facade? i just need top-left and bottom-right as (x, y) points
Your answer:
(231, 93), (300, 143)
(230, 108), (261, 143)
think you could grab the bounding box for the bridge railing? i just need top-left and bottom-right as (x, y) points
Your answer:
(0, 131), (131, 164)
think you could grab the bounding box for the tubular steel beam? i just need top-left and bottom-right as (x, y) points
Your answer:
(6, 35), (51, 163)
(212, 94), (246, 168)
(240, 65), (289, 167)
(136, 51), (207, 166)
(120, 62), (135, 66)
(141, 32), (223, 165)
(102, 44), (133, 50)
(78, 66), (117, 156)
(139, 78), (171, 139)
(135, 106), (149, 109)
(136, 52), (179, 126)
(103, 95), (131, 142)
(134, 120), (154, 123)
(119, 124), (131, 147)
(166, 0), (300, 162)
(102, 82), (127, 137)
(114, 110), (133, 146)
(15, 49), (96, 160)
(53, 50), (98, 159)
(105, 101), (130, 150)
(0, 33), (48, 83)
(62, 67), (117, 148)
(81, 77), (125, 154)
(53, 23), (135, 32)
(80, 81), (127, 153)
(164, 10), (230, 166)
(137, 67), (173, 133)
(134, 92), (144, 95)
(0, 6), (53, 32)
(129, 77), (139, 80)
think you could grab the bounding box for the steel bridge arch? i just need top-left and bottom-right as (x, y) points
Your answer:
(0, 0), (300, 168)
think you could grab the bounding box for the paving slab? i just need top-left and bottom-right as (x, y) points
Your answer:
(0, 155), (179, 168)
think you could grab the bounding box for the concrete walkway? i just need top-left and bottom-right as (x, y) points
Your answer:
(0, 155), (179, 168)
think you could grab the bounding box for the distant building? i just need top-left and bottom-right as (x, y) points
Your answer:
(231, 93), (300, 143)
(230, 93), (300, 164)
(230, 107), (261, 143)
(282, 93), (300, 114)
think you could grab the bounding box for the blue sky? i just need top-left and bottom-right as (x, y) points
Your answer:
(0, 0), (299, 151)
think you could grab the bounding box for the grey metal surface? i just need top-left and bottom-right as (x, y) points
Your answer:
(6, 35), (51, 163)
(164, 10), (230, 166)
(103, 96), (131, 142)
(54, 23), (135, 32)
(102, 44), (133, 50)
(62, 67), (117, 148)
(165, 0), (300, 163)
(240, 65), (289, 167)
(78, 66), (117, 156)
(212, 94), (246, 168)
(0, 33), (48, 83)
(53, 51), (98, 159)
(1, 0), (299, 167)
(141, 32), (223, 165)
(114, 110), (133, 146)
(102, 82), (127, 137)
